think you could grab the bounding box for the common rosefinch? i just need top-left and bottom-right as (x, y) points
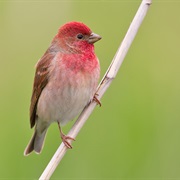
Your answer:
(24, 21), (101, 155)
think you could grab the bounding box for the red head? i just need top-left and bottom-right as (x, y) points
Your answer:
(52, 21), (101, 53)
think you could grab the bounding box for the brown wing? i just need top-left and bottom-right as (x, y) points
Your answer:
(30, 50), (55, 128)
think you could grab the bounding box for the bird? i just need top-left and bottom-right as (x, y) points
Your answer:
(24, 21), (101, 155)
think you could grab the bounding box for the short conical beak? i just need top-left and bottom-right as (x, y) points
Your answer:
(88, 33), (102, 44)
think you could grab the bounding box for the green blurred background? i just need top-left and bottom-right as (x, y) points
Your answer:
(1, 0), (180, 179)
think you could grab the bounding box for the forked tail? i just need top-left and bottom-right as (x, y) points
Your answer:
(24, 129), (47, 156)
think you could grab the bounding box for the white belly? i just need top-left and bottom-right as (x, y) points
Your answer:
(37, 71), (97, 126)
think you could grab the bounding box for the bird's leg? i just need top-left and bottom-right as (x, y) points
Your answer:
(93, 93), (101, 107)
(58, 122), (75, 149)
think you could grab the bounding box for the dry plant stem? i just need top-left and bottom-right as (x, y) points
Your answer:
(39, 0), (152, 179)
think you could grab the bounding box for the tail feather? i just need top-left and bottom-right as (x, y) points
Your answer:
(24, 129), (47, 156)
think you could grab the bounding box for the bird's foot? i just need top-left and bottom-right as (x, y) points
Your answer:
(93, 93), (101, 107)
(60, 132), (75, 149)
(58, 122), (75, 149)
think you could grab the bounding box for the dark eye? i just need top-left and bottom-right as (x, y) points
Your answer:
(77, 34), (84, 39)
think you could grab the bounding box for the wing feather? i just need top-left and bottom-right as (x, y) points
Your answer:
(30, 50), (55, 128)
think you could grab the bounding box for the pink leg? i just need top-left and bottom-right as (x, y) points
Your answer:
(58, 122), (75, 149)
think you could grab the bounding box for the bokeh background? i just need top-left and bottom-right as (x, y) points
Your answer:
(1, 0), (180, 179)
